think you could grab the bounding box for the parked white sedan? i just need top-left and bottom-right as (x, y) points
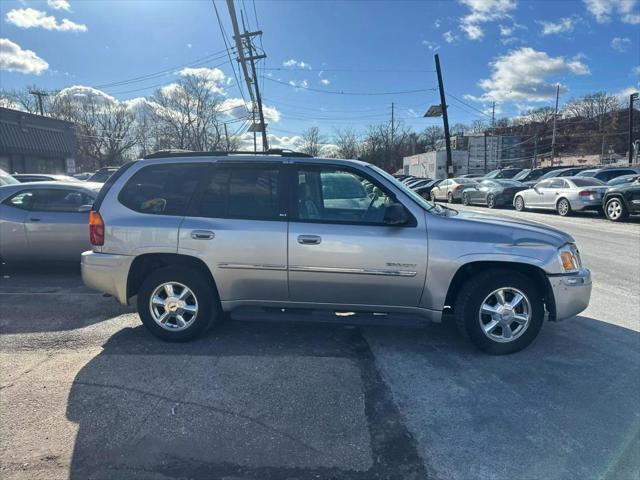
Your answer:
(513, 177), (607, 216)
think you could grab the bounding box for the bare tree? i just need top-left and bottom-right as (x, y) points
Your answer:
(300, 126), (322, 156)
(564, 92), (621, 129)
(422, 125), (444, 151)
(333, 128), (360, 159)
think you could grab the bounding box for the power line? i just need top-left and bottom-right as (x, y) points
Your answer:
(447, 93), (493, 119)
(266, 67), (436, 73)
(264, 77), (437, 96)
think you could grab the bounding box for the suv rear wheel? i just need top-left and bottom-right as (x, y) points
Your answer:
(454, 269), (544, 354)
(137, 266), (219, 341)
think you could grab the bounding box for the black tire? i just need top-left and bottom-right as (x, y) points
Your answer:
(454, 269), (544, 355)
(514, 195), (525, 211)
(604, 196), (628, 222)
(556, 198), (572, 216)
(137, 266), (219, 342)
(462, 193), (470, 206)
(486, 194), (496, 209)
(447, 191), (454, 203)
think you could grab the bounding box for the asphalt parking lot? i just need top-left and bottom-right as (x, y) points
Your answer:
(1, 208), (639, 480)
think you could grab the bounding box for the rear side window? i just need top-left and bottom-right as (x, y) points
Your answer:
(193, 165), (282, 220)
(32, 189), (94, 212)
(118, 163), (207, 216)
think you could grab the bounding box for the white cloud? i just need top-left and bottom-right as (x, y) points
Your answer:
(633, 65), (640, 75)
(282, 59), (312, 69)
(177, 67), (226, 94)
(499, 24), (514, 36)
(46, 0), (71, 11)
(288, 79), (309, 88)
(472, 47), (590, 103)
(421, 40), (440, 51)
(458, 0), (517, 40)
(433, 19), (441, 28)
(443, 30), (458, 43)
(583, 0), (640, 24)
(219, 97), (281, 123)
(55, 85), (118, 105)
(611, 36), (631, 52)
(614, 86), (640, 101)
(5, 8), (87, 32)
(538, 17), (576, 35)
(320, 78), (330, 85)
(0, 38), (49, 75)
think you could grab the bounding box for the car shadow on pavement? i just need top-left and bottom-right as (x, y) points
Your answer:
(65, 320), (435, 480)
(0, 263), (132, 334)
(64, 315), (640, 480)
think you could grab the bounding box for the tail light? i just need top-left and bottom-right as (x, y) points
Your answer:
(579, 190), (595, 197)
(89, 210), (104, 246)
(454, 185), (464, 191)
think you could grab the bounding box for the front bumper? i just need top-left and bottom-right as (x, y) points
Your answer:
(547, 268), (592, 321)
(81, 251), (134, 305)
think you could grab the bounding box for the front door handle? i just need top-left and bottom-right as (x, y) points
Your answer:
(191, 230), (215, 240)
(297, 235), (321, 245)
(29, 217), (41, 222)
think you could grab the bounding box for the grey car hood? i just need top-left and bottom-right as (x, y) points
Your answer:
(451, 210), (574, 247)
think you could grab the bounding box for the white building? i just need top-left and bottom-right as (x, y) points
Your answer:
(402, 150), (470, 179)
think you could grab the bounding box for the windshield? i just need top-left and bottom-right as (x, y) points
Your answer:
(454, 178), (477, 184)
(368, 165), (452, 215)
(0, 170), (19, 186)
(512, 169), (530, 180)
(495, 180), (523, 187)
(570, 178), (605, 186)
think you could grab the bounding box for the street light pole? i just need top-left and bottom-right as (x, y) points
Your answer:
(629, 92), (638, 165)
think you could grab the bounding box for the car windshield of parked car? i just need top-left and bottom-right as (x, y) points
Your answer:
(569, 178), (605, 187)
(495, 180), (523, 187)
(512, 169), (530, 181)
(0, 171), (19, 185)
(575, 170), (597, 177)
(454, 178), (477, 184)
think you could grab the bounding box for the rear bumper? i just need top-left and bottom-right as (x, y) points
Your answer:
(569, 197), (603, 211)
(547, 268), (592, 321)
(81, 251), (134, 305)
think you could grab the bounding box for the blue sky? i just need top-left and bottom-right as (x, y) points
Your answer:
(1, 0), (639, 145)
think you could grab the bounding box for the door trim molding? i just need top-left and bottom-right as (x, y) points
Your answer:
(289, 265), (417, 277)
(217, 263), (287, 271)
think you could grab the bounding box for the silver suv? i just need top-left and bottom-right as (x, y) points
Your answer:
(81, 151), (591, 354)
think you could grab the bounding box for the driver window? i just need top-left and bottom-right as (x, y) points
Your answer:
(295, 167), (393, 224)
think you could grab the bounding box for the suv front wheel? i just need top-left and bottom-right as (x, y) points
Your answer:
(137, 266), (218, 341)
(455, 269), (544, 354)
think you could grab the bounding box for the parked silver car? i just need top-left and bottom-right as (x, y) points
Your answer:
(513, 177), (608, 216)
(0, 181), (101, 262)
(82, 152), (591, 354)
(430, 178), (479, 203)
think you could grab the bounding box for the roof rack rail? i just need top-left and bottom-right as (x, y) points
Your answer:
(144, 149), (313, 159)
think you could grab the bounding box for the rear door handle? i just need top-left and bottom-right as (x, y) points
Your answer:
(298, 235), (321, 245)
(191, 230), (215, 240)
(29, 217), (41, 222)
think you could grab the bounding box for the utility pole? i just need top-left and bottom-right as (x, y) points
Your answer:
(434, 54), (453, 178)
(491, 102), (495, 129)
(224, 123), (230, 151)
(29, 90), (48, 115)
(601, 134), (606, 165)
(483, 131), (487, 173)
(629, 92), (638, 165)
(550, 83), (560, 166)
(533, 135), (538, 169)
(226, 0), (268, 151)
(390, 102), (395, 168)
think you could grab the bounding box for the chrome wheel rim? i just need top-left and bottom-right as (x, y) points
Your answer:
(149, 282), (198, 331)
(487, 195), (495, 208)
(478, 287), (531, 343)
(558, 200), (569, 215)
(515, 197), (523, 210)
(606, 200), (622, 219)
(463, 194), (469, 205)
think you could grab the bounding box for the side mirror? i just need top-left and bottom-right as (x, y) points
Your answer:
(77, 204), (92, 213)
(384, 202), (409, 226)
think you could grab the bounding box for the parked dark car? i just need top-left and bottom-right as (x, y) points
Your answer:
(405, 177), (431, 188)
(576, 167), (640, 183)
(484, 168), (523, 179)
(88, 167), (119, 183)
(413, 179), (441, 199)
(602, 178), (640, 221)
(461, 179), (527, 208)
(457, 173), (485, 179)
(607, 173), (640, 186)
(512, 166), (564, 183)
(13, 173), (79, 183)
(523, 166), (594, 187)
(407, 178), (433, 190)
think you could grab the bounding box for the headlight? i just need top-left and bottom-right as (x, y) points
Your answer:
(558, 243), (581, 272)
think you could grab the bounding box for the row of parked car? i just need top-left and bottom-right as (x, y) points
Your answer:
(396, 165), (640, 222)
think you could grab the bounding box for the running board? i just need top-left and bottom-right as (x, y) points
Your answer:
(229, 307), (429, 328)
